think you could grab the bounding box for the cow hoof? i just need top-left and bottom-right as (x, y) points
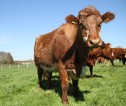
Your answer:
(62, 98), (68, 105)
(62, 101), (69, 105)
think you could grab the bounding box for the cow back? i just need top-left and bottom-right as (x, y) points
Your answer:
(112, 48), (125, 59)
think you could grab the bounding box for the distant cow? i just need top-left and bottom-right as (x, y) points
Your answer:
(110, 48), (126, 65)
(34, 6), (115, 104)
(86, 43), (115, 77)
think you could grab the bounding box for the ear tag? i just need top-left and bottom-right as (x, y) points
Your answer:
(72, 21), (76, 24)
(104, 18), (109, 22)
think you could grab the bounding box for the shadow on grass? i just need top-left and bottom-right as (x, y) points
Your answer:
(74, 90), (90, 102)
(40, 75), (91, 102)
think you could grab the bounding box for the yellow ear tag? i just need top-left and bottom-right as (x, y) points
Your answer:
(105, 18), (109, 22)
(71, 21), (77, 24)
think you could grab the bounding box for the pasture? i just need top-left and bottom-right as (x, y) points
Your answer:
(0, 62), (126, 106)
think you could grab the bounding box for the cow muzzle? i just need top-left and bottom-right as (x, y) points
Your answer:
(87, 37), (104, 48)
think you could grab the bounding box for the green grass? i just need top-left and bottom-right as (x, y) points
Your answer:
(0, 62), (126, 106)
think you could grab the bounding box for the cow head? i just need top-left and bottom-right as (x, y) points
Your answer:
(78, 6), (115, 48)
(66, 6), (115, 48)
(102, 43), (115, 60)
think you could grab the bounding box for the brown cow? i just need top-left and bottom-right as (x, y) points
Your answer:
(86, 43), (115, 77)
(110, 48), (126, 65)
(34, 6), (115, 104)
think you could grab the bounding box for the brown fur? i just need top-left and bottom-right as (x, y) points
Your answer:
(78, 5), (101, 20)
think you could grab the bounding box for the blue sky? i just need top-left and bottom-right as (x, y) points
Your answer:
(0, 0), (126, 60)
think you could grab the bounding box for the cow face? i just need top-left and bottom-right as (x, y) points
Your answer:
(78, 6), (115, 48)
(79, 15), (102, 47)
(103, 44), (115, 60)
(107, 48), (115, 60)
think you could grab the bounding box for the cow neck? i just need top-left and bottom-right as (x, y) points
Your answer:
(75, 24), (89, 65)
(62, 24), (89, 64)
(75, 24), (88, 48)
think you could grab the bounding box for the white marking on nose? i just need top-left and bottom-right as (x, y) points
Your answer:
(112, 52), (114, 56)
(83, 36), (87, 41)
(86, 30), (89, 36)
(83, 30), (89, 42)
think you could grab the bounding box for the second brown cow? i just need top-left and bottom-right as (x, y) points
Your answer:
(86, 43), (115, 77)
(110, 48), (126, 65)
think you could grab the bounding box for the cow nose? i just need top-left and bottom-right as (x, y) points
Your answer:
(89, 40), (94, 45)
(87, 37), (104, 48)
(89, 38), (101, 45)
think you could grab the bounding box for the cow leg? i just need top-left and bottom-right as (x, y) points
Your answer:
(89, 66), (93, 78)
(110, 59), (114, 66)
(72, 65), (81, 97)
(122, 58), (125, 65)
(58, 65), (69, 104)
(37, 66), (43, 88)
(47, 72), (52, 89)
(72, 79), (78, 97)
(43, 70), (47, 79)
(119, 59), (121, 62)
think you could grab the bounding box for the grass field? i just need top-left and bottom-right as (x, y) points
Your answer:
(0, 62), (126, 106)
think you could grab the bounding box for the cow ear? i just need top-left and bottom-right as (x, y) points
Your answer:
(65, 15), (79, 25)
(102, 12), (115, 23)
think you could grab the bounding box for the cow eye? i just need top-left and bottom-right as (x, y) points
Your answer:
(98, 24), (101, 28)
(82, 25), (86, 30)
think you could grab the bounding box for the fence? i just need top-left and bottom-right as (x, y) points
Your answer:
(0, 63), (35, 70)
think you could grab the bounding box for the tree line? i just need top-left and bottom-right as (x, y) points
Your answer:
(0, 51), (14, 64)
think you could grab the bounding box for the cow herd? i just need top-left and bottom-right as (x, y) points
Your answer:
(34, 6), (125, 104)
(87, 44), (126, 77)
